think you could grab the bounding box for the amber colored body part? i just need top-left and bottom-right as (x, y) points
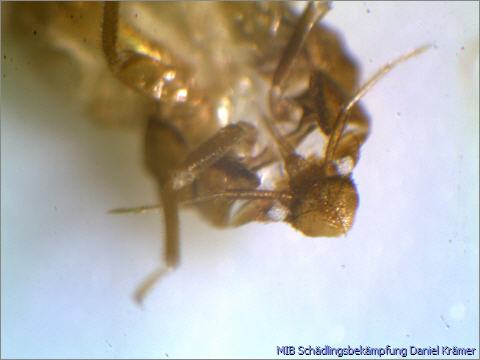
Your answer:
(5, 2), (428, 302)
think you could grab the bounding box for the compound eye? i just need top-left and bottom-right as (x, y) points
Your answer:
(290, 177), (358, 237)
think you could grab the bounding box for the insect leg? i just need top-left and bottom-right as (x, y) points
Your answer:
(112, 122), (258, 213)
(102, 2), (120, 68)
(102, 2), (190, 100)
(132, 188), (178, 305)
(118, 122), (260, 302)
(265, 2), (330, 177)
(271, 1), (330, 91)
(167, 122), (256, 191)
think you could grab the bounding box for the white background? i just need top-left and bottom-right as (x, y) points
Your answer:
(2, 2), (479, 358)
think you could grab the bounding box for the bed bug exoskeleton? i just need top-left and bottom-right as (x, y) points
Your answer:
(6, 1), (428, 302)
(101, 1), (429, 302)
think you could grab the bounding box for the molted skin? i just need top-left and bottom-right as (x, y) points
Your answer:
(131, 2), (368, 228)
(5, 1), (369, 229)
(5, 2), (377, 301)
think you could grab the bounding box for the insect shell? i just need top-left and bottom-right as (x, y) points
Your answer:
(6, 1), (424, 301)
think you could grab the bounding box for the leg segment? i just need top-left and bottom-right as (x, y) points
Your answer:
(129, 122), (262, 302)
(168, 122), (256, 191)
(271, 1), (330, 91)
(266, 2), (330, 177)
(102, 2), (190, 100)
